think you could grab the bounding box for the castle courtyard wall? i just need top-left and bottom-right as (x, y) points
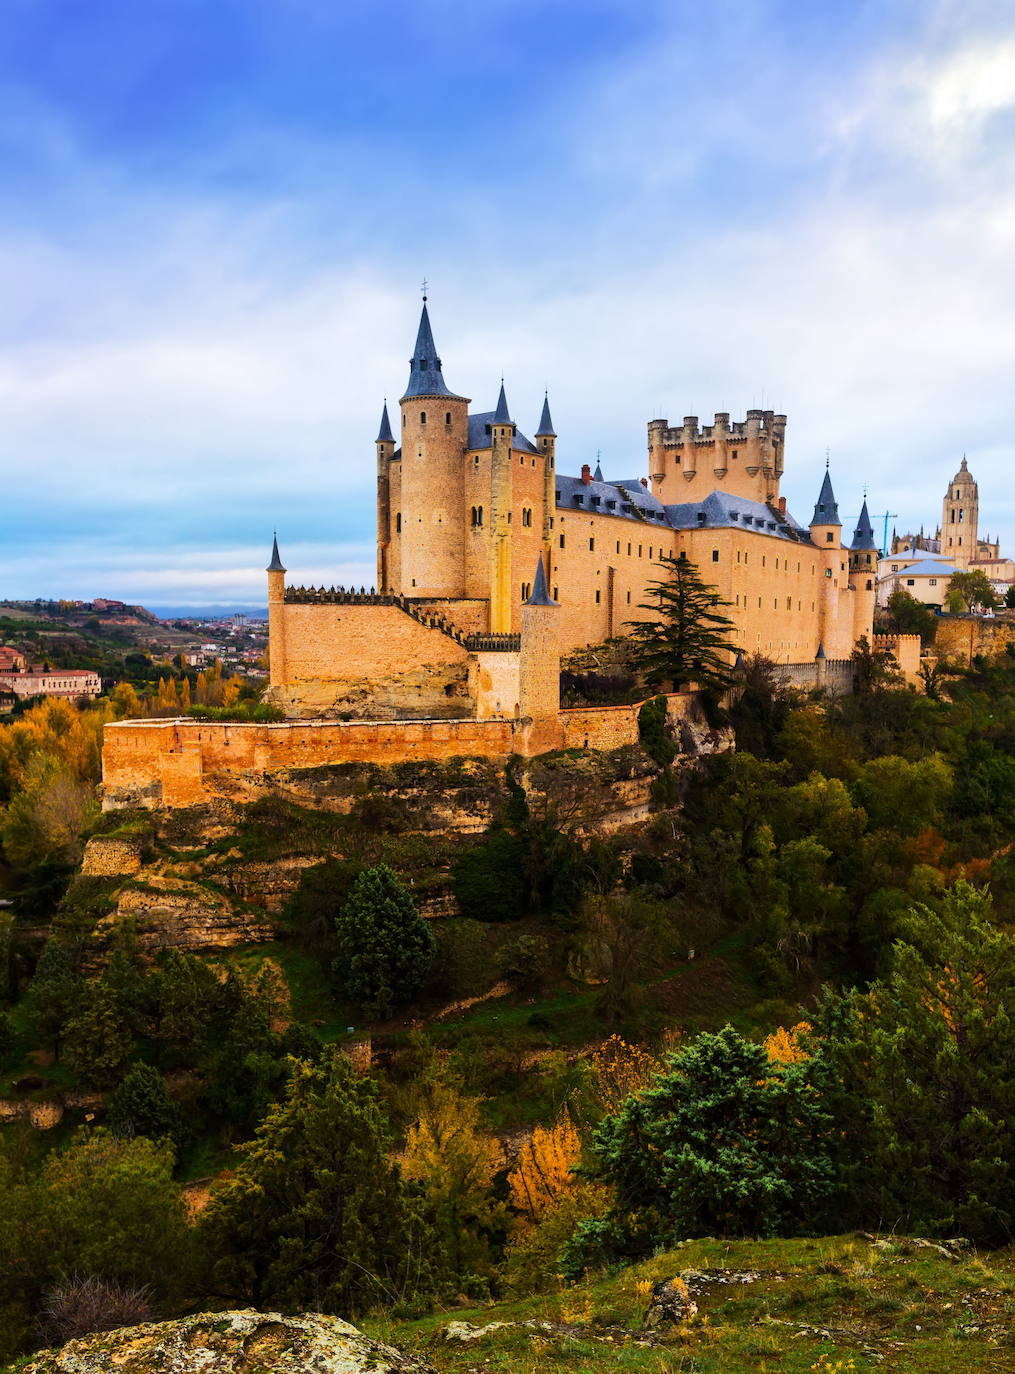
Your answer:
(273, 602), (470, 719)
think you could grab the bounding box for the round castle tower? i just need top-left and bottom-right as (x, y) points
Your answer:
(397, 300), (470, 598)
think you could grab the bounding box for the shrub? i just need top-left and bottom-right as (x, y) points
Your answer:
(40, 1275), (153, 1346)
(637, 696), (676, 767)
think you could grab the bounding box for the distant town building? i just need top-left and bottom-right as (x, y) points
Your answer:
(0, 647), (101, 702)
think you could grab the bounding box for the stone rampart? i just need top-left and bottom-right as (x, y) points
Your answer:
(102, 691), (706, 811)
(775, 657), (854, 694)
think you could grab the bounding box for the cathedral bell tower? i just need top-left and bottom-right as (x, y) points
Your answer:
(942, 457), (978, 570)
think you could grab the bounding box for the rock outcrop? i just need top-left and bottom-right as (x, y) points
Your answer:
(10, 1309), (435, 1374)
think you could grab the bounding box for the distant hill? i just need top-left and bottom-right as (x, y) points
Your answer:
(146, 605), (268, 620)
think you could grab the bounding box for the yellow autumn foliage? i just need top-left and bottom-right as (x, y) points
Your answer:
(589, 1033), (661, 1117)
(508, 1111), (582, 1225)
(763, 1021), (813, 1064)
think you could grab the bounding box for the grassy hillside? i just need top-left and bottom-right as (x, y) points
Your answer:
(368, 1234), (1015, 1374)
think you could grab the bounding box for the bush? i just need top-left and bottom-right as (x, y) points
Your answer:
(637, 696), (676, 767)
(40, 1275), (153, 1346)
(333, 865), (435, 1018)
(562, 1026), (836, 1274)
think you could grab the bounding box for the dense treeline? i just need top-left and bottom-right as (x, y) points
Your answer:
(2, 649), (1015, 1358)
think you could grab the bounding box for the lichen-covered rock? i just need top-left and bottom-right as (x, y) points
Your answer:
(10, 1309), (435, 1374)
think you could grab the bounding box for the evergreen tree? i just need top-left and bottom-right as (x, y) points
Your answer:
(854, 882), (1015, 1243)
(202, 1054), (431, 1314)
(107, 1063), (184, 1151)
(562, 1025), (836, 1274)
(626, 553), (737, 692)
(333, 865), (435, 1018)
(62, 982), (133, 1089)
(23, 940), (84, 1058)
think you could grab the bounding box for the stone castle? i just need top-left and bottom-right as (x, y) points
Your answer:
(102, 300), (915, 809)
(266, 299), (888, 721)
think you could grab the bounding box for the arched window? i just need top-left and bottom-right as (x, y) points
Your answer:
(521, 582), (532, 601)
(521, 507), (532, 528)
(445, 411), (452, 425)
(477, 505), (484, 526)
(395, 513), (401, 533)
(420, 410), (427, 425)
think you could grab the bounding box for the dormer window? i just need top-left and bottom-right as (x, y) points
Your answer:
(607, 499), (616, 510)
(697, 513), (706, 524)
(575, 494), (584, 505)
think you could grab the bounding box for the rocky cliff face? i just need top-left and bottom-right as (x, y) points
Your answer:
(9, 1309), (435, 1374)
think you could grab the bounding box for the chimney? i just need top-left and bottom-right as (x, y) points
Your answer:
(581, 463), (592, 486)
(640, 477), (648, 488)
(778, 496), (787, 514)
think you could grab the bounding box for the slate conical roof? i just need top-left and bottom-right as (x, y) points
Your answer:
(535, 393), (556, 437)
(493, 381), (512, 425)
(526, 556), (557, 606)
(376, 400), (394, 443)
(400, 302), (465, 401)
(850, 498), (878, 551)
(593, 462), (604, 483)
(810, 468), (841, 526)
(266, 533), (286, 573)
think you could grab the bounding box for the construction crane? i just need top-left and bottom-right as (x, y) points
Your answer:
(872, 512), (897, 558)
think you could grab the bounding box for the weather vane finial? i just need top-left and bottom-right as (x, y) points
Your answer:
(825, 447), (830, 469)
(421, 277), (428, 302)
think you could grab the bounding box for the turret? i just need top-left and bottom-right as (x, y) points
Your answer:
(397, 300), (470, 597)
(809, 466), (843, 653)
(848, 497), (878, 644)
(809, 467), (841, 546)
(536, 393), (557, 560)
(489, 382), (515, 633)
(519, 557), (562, 750)
(266, 534), (287, 688)
(375, 400), (395, 591)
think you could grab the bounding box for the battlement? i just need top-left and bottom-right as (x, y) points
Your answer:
(872, 633), (922, 682)
(649, 409), (787, 447)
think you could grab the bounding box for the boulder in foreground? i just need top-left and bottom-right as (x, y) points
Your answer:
(9, 1309), (435, 1374)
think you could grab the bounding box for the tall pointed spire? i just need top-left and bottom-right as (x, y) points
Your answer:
(535, 392), (556, 438)
(850, 497), (877, 551)
(400, 300), (463, 401)
(493, 380), (512, 425)
(376, 400), (394, 443)
(526, 555), (557, 605)
(810, 468), (841, 526)
(266, 533), (285, 573)
(593, 461), (604, 483)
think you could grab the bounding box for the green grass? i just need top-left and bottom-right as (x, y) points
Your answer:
(365, 1234), (1015, 1374)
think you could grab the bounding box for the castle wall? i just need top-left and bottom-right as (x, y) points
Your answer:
(546, 514), (863, 662)
(468, 651), (521, 719)
(776, 658), (854, 695)
(102, 692), (703, 811)
(271, 602), (470, 719)
(873, 632), (922, 683)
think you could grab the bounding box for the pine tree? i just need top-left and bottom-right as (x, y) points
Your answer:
(626, 553), (738, 692)
(202, 1055), (431, 1313)
(333, 865), (435, 1018)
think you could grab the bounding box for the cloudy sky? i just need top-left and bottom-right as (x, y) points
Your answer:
(2, 0), (1014, 605)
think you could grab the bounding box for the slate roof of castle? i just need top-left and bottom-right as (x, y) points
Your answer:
(526, 557), (557, 606)
(467, 411), (538, 454)
(267, 534), (286, 572)
(400, 302), (468, 402)
(535, 394), (556, 437)
(493, 382), (511, 424)
(664, 490), (810, 541)
(811, 469), (841, 526)
(554, 474), (669, 523)
(376, 401), (394, 443)
(850, 498), (878, 552)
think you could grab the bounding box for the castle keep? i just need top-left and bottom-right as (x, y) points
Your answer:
(102, 300), (904, 809)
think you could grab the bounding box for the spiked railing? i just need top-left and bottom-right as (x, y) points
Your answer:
(283, 586), (521, 651)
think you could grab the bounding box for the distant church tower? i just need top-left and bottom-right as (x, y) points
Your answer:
(942, 457), (978, 569)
